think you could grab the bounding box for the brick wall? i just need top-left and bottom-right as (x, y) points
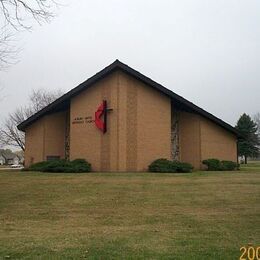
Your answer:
(178, 111), (237, 169)
(69, 71), (171, 171)
(24, 111), (66, 167)
(24, 71), (237, 171)
(200, 117), (237, 163)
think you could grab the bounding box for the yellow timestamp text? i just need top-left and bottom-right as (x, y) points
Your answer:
(240, 246), (260, 260)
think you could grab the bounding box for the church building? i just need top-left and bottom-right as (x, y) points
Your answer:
(18, 60), (238, 171)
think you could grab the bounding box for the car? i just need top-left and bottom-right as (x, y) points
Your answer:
(10, 164), (24, 169)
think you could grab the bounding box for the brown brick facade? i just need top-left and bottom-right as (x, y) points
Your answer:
(178, 111), (202, 169)
(25, 111), (66, 167)
(24, 68), (237, 171)
(69, 71), (171, 171)
(200, 117), (237, 163)
(177, 111), (237, 169)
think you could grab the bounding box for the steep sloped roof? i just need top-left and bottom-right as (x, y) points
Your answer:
(17, 60), (239, 136)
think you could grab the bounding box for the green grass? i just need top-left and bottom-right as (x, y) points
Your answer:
(0, 165), (259, 259)
(241, 160), (260, 171)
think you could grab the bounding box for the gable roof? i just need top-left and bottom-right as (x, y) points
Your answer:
(17, 59), (239, 136)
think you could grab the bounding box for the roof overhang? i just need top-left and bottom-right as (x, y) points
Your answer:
(17, 60), (240, 137)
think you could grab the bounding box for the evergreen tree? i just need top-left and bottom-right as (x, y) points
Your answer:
(236, 113), (260, 163)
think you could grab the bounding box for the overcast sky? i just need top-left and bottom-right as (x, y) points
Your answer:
(0, 0), (259, 126)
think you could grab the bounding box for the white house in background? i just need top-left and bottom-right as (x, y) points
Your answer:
(0, 150), (23, 165)
(10, 155), (20, 165)
(0, 154), (5, 165)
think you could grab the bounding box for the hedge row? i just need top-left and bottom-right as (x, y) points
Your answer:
(148, 158), (193, 173)
(25, 158), (238, 173)
(202, 158), (238, 171)
(26, 159), (91, 173)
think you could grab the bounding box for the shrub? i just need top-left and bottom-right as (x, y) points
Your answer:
(148, 159), (177, 173)
(202, 158), (222, 171)
(41, 159), (71, 173)
(71, 159), (88, 165)
(28, 159), (91, 173)
(221, 160), (238, 171)
(202, 158), (238, 171)
(176, 162), (193, 173)
(70, 159), (91, 173)
(148, 158), (193, 173)
(28, 161), (50, 171)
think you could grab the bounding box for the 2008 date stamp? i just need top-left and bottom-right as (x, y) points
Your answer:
(240, 246), (260, 260)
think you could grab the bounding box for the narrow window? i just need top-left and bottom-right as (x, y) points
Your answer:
(46, 156), (60, 161)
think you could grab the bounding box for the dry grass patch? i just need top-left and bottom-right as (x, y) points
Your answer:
(0, 167), (259, 259)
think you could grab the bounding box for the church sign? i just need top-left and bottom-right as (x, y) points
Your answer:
(72, 100), (112, 134)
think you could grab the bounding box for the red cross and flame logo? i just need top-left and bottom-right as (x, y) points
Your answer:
(94, 100), (112, 134)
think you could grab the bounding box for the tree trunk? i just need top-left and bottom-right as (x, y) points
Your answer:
(245, 156), (247, 164)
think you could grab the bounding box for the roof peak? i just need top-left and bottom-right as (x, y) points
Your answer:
(111, 59), (125, 66)
(17, 60), (239, 136)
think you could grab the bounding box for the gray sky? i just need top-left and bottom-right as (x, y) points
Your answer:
(0, 0), (259, 126)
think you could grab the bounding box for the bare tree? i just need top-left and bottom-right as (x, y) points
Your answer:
(0, 115), (26, 150)
(29, 88), (63, 113)
(0, 27), (18, 70)
(0, 0), (59, 69)
(0, 88), (63, 150)
(0, 0), (58, 29)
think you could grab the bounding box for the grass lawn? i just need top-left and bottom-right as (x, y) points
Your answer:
(0, 165), (259, 259)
